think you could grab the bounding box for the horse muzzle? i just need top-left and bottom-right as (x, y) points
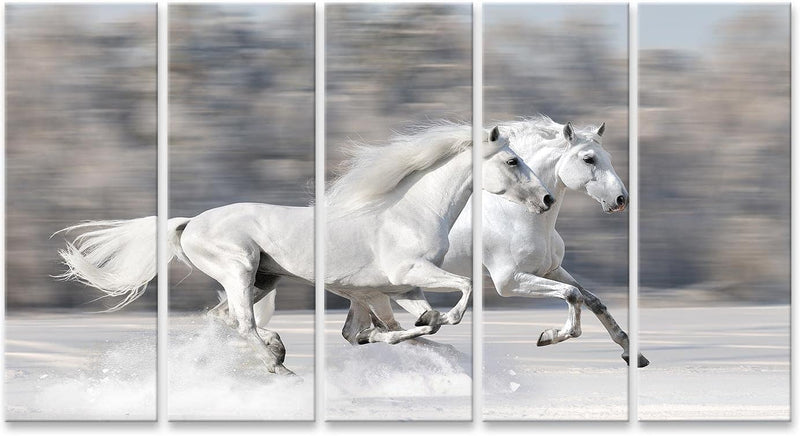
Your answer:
(529, 194), (554, 214)
(604, 194), (628, 213)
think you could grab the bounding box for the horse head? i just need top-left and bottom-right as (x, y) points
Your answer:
(483, 126), (554, 214)
(556, 121), (628, 213)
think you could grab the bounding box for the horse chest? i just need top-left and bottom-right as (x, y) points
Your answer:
(510, 228), (564, 276)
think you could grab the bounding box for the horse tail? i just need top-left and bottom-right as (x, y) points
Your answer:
(167, 217), (192, 267)
(55, 216), (193, 311)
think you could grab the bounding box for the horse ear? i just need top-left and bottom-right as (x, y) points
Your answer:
(489, 126), (500, 142)
(563, 122), (575, 142)
(597, 122), (605, 137)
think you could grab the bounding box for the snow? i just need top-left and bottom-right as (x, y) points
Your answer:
(6, 305), (789, 421)
(168, 312), (314, 420)
(325, 310), (472, 421)
(483, 307), (628, 421)
(5, 311), (315, 421)
(484, 305), (789, 421)
(5, 312), (157, 420)
(638, 305), (790, 420)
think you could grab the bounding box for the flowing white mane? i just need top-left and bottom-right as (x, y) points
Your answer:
(326, 121), (473, 216)
(501, 115), (601, 149)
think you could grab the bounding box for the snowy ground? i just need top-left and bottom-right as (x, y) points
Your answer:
(168, 311), (314, 420)
(5, 311), (314, 421)
(6, 305), (789, 422)
(638, 305), (790, 421)
(5, 312), (157, 420)
(325, 310), (472, 421)
(483, 306), (629, 421)
(485, 305), (790, 421)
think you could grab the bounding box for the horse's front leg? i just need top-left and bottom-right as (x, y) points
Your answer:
(392, 261), (472, 327)
(491, 268), (584, 346)
(545, 266), (649, 368)
(391, 287), (460, 327)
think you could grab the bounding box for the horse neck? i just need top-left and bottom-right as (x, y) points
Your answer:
(518, 143), (568, 222)
(393, 149), (473, 229)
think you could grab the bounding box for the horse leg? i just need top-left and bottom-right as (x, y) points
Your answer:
(490, 268), (583, 346)
(252, 273), (280, 329)
(392, 260), (471, 327)
(341, 300), (373, 345)
(392, 284), (470, 326)
(181, 237), (294, 376)
(546, 267), (649, 367)
(209, 292), (240, 329)
(343, 295), (461, 355)
(208, 272), (277, 328)
(223, 277), (294, 376)
(350, 293), (439, 345)
(391, 288), (448, 328)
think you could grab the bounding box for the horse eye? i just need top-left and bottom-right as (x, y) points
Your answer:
(583, 155), (595, 165)
(506, 158), (518, 166)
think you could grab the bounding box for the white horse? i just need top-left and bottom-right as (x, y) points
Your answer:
(352, 117), (649, 367)
(57, 122), (553, 375)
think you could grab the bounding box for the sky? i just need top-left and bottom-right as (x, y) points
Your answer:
(485, 4), (629, 54)
(640, 4), (789, 51)
(8, 3), (789, 56)
(485, 3), (788, 54)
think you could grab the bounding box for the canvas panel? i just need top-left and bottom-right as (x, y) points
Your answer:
(5, 4), (157, 420)
(483, 3), (630, 421)
(638, 4), (790, 421)
(167, 4), (315, 421)
(324, 3), (473, 421)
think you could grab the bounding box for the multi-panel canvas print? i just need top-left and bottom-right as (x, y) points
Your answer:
(482, 4), (631, 421)
(3, 1), (793, 425)
(5, 4), (157, 420)
(638, 4), (790, 420)
(168, 4), (315, 420)
(324, 3), (473, 421)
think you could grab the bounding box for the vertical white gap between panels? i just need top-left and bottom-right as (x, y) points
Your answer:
(156, 0), (169, 424)
(790, 0), (797, 425)
(628, 1), (640, 424)
(0, 4), (7, 413)
(314, 1), (326, 424)
(472, 0), (483, 424)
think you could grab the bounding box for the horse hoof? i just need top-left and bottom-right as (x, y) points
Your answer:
(355, 330), (372, 345)
(622, 352), (650, 367)
(274, 364), (300, 379)
(537, 329), (559, 347)
(355, 327), (386, 345)
(415, 310), (442, 327)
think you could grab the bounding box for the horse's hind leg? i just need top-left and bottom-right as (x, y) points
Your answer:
(342, 300), (374, 345)
(208, 273), (277, 328)
(253, 273), (280, 329)
(346, 293), (438, 345)
(346, 296), (462, 355)
(181, 238), (294, 375)
(224, 278), (294, 376)
(546, 267), (649, 368)
(355, 324), (437, 345)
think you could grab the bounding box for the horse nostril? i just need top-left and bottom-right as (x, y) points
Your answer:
(616, 195), (626, 206)
(543, 195), (554, 207)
